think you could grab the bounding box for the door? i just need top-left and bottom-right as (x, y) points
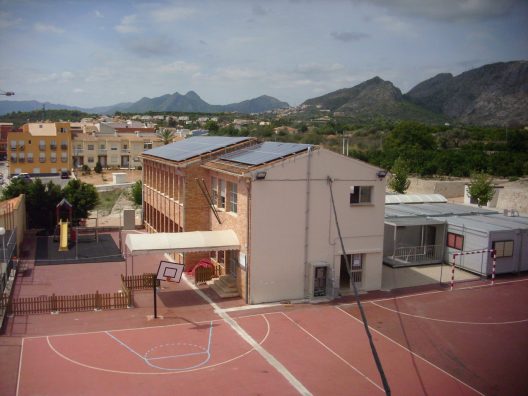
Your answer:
(313, 266), (327, 297)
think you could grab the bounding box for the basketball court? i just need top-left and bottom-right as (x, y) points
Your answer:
(14, 277), (528, 395)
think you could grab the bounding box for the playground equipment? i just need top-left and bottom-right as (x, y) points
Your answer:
(56, 198), (73, 252)
(58, 220), (69, 251)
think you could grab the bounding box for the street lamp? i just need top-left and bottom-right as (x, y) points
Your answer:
(0, 227), (5, 265)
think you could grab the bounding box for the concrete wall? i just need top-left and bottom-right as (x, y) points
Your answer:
(408, 178), (466, 198)
(496, 188), (528, 215)
(249, 148), (386, 304)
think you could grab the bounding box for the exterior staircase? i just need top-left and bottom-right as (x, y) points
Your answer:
(208, 275), (239, 298)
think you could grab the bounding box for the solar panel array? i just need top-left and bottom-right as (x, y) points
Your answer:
(219, 142), (312, 166)
(143, 136), (251, 162)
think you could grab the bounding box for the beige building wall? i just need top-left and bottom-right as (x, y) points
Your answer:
(72, 134), (162, 169)
(0, 195), (26, 257)
(249, 148), (386, 304)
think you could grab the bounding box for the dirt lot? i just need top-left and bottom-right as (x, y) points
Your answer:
(74, 169), (142, 186)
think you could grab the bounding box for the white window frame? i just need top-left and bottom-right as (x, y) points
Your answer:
(350, 186), (372, 205)
(230, 182), (238, 213)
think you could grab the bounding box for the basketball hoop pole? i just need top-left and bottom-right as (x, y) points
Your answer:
(152, 273), (157, 319)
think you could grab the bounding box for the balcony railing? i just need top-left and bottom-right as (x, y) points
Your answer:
(50, 158), (57, 163)
(50, 145), (57, 150)
(18, 157), (25, 163)
(27, 158), (34, 163)
(391, 244), (443, 264)
(10, 158), (17, 163)
(61, 158), (68, 163)
(60, 145), (68, 150)
(39, 158), (46, 163)
(39, 145), (46, 151)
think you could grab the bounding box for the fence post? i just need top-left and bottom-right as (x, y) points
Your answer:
(95, 291), (101, 310)
(51, 293), (57, 313)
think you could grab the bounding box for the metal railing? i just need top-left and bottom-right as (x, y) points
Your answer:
(0, 229), (17, 294)
(392, 244), (442, 263)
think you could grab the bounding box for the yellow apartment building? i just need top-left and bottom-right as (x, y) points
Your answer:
(7, 122), (72, 176)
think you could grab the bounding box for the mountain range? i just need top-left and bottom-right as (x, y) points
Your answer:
(0, 92), (289, 117)
(301, 61), (527, 126)
(1, 61), (526, 126)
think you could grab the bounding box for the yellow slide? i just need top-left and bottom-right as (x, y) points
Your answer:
(59, 220), (69, 251)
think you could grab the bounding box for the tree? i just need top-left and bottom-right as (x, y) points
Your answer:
(131, 180), (142, 206)
(156, 128), (175, 145)
(1, 178), (30, 200)
(94, 161), (102, 174)
(62, 179), (99, 224)
(205, 120), (219, 133)
(388, 157), (411, 194)
(467, 173), (495, 207)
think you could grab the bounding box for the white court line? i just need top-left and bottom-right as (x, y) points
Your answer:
(21, 311), (273, 340)
(42, 314), (271, 375)
(339, 277), (528, 307)
(335, 306), (485, 396)
(15, 338), (24, 396)
(222, 302), (282, 313)
(279, 312), (384, 394)
(181, 271), (312, 396)
(369, 301), (528, 325)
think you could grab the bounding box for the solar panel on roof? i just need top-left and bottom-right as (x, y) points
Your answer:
(143, 136), (251, 162)
(220, 142), (312, 166)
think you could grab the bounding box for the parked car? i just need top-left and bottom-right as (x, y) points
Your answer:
(11, 173), (32, 182)
(60, 171), (70, 179)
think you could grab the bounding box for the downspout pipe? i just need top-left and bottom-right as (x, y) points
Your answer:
(303, 147), (312, 298)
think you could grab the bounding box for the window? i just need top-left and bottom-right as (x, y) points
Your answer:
(493, 240), (513, 258)
(61, 140), (68, 150)
(87, 144), (94, 151)
(18, 152), (25, 162)
(50, 152), (57, 163)
(10, 140), (16, 149)
(99, 144), (105, 150)
(27, 153), (34, 163)
(60, 127), (66, 133)
(111, 145), (118, 151)
(39, 153), (46, 163)
(350, 186), (372, 204)
(88, 157), (94, 163)
(18, 140), (25, 149)
(61, 153), (67, 163)
(123, 144), (128, 150)
(39, 140), (46, 150)
(229, 182), (238, 213)
(219, 179), (226, 209)
(144, 142), (152, 150)
(447, 232), (464, 250)
(211, 176), (218, 206)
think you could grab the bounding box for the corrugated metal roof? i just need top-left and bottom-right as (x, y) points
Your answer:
(488, 213), (528, 226)
(219, 142), (312, 166)
(471, 214), (528, 230)
(142, 136), (251, 162)
(385, 217), (446, 227)
(440, 215), (512, 233)
(385, 203), (497, 218)
(385, 194), (447, 204)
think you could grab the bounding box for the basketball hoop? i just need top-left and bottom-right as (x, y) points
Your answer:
(165, 276), (173, 282)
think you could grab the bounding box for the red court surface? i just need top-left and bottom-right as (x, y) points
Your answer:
(15, 278), (528, 396)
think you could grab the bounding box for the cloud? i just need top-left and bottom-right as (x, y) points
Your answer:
(73, 88), (85, 93)
(296, 62), (346, 74)
(252, 4), (269, 16)
(115, 15), (140, 34)
(0, 11), (21, 29)
(29, 71), (75, 83)
(331, 31), (369, 42)
(373, 15), (413, 33)
(150, 6), (195, 23)
(34, 22), (64, 34)
(157, 61), (201, 74)
(352, 0), (520, 21)
(123, 36), (175, 56)
(94, 10), (103, 18)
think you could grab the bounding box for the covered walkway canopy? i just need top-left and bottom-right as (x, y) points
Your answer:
(125, 230), (240, 256)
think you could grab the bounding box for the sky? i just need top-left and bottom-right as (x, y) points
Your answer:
(0, 0), (527, 108)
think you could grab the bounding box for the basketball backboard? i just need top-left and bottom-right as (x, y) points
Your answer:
(157, 261), (185, 283)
